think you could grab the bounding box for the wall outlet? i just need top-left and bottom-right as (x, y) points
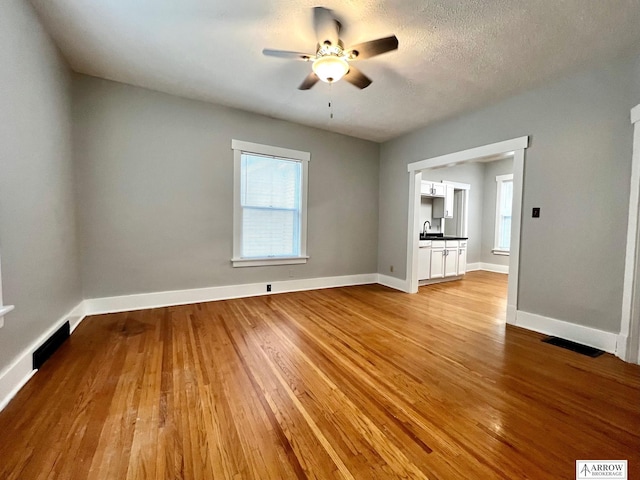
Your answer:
(266, 284), (271, 292)
(288, 269), (294, 278)
(390, 265), (394, 273)
(532, 207), (541, 218)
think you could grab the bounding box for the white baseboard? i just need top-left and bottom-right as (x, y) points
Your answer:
(84, 274), (378, 315)
(479, 263), (509, 274)
(514, 310), (618, 354)
(465, 262), (508, 274)
(0, 301), (86, 413)
(2, 275), (380, 413)
(376, 274), (409, 292)
(2, 276), (623, 413)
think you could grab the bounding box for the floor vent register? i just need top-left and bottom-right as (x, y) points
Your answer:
(542, 336), (604, 358)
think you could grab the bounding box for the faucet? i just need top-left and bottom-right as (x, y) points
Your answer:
(422, 220), (431, 235)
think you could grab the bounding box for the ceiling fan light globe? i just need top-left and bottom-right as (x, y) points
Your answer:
(312, 56), (349, 83)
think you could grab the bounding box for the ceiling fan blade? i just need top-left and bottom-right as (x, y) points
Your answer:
(313, 7), (341, 46)
(298, 72), (320, 90)
(343, 66), (372, 89)
(347, 35), (398, 59)
(262, 49), (314, 61)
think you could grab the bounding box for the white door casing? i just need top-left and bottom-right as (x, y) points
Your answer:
(406, 136), (529, 325)
(619, 104), (640, 364)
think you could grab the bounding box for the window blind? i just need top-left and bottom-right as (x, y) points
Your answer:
(240, 154), (302, 258)
(497, 179), (513, 250)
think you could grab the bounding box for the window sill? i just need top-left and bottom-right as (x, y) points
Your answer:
(231, 256), (309, 268)
(492, 249), (510, 256)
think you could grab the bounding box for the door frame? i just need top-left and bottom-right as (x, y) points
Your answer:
(619, 104), (640, 364)
(406, 136), (529, 324)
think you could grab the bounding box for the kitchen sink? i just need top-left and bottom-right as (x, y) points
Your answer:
(420, 233), (444, 239)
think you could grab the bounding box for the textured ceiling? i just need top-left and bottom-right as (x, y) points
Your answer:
(31, 0), (640, 142)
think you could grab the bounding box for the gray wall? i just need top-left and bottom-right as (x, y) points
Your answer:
(379, 53), (640, 333)
(0, 1), (82, 370)
(481, 158), (513, 266)
(73, 75), (380, 298)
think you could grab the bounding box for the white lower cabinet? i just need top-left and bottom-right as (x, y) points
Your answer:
(429, 241), (445, 279)
(457, 241), (467, 275)
(422, 239), (467, 283)
(444, 245), (459, 277)
(430, 248), (445, 279)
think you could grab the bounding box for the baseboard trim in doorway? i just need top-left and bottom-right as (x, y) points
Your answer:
(514, 310), (618, 354)
(465, 263), (509, 274)
(377, 274), (409, 292)
(479, 263), (509, 274)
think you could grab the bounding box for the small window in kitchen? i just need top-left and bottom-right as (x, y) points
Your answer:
(231, 140), (309, 267)
(494, 174), (513, 255)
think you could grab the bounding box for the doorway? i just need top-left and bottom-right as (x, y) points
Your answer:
(405, 137), (529, 325)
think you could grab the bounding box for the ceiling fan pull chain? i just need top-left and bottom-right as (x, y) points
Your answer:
(329, 83), (334, 119)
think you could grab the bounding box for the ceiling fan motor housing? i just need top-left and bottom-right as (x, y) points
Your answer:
(262, 6), (398, 90)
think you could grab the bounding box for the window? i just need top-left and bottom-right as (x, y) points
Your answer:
(494, 174), (513, 255)
(232, 140), (309, 267)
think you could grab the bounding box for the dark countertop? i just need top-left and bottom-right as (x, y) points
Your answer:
(420, 234), (469, 241)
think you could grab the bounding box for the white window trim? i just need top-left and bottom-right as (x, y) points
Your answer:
(494, 173), (513, 254)
(231, 139), (310, 268)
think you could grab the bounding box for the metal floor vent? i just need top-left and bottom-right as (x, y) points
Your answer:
(33, 321), (70, 369)
(542, 336), (604, 358)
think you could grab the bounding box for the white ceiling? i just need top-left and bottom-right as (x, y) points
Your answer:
(31, 0), (640, 142)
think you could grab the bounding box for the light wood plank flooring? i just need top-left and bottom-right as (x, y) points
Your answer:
(0, 271), (638, 479)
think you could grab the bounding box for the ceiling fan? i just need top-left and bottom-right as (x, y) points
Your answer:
(262, 7), (398, 90)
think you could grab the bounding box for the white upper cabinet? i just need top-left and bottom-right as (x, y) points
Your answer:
(432, 182), (446, 197)
(421, 181), (446, 198)
(433, 184), (454, 218)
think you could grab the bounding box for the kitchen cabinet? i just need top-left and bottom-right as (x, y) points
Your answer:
(421, 181), (446, 197)
(421, 238), (468, 284)
(457, 241), (467, 275)
(433, 184), (455, 218)
(430, 246), (445, 279)
(418, 244), (431, 280)
(430, 240), (459, 279)
(444, 241), (459, 277)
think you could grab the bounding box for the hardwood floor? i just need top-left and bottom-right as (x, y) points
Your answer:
(0, 271), (638, 479)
